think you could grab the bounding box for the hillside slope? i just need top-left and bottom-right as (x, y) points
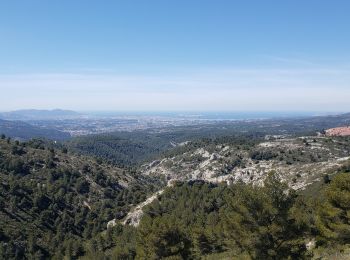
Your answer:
(0, 137), (161, 259)
(0, 119), (70, 141)
(84, 172), (350, 259)
(141, 135), (350, 190)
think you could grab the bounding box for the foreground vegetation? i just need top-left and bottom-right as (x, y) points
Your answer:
(83, 171), (349, 259)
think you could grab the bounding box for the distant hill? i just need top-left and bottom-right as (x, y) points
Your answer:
(0, 109), (81, 120)
(0, 119), (71, 140)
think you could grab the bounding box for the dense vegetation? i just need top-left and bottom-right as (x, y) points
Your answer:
(67, 132), (174, 167)
(1, 131), (350, 259)
(67, 130), (265, 167)
(89, 172), (350, 259)
(0, 136), (161, 259)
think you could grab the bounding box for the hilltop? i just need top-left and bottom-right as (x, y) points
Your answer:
(0, 109), (80, 121)
(326, 126), (350, 136)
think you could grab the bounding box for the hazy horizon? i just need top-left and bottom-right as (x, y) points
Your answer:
(0, 108), (345, 114)
(0, 108), (345, 119)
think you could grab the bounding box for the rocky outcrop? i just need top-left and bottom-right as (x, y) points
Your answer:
(119, 136), (350, 228)
(325, 126), (350, 136)
(140, 136), (350, 191)
(122, 189), (165, 227)
(107, 188), (166, 229)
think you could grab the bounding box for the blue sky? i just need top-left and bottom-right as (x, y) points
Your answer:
(0, 1), (349, 111)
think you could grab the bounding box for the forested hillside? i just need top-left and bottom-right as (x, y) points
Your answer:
(1, 131), (350, 259)
(0, 136), (161, 259)
(0, 119), (70, 141)
(67, 132), (173, 167)
(86, 172), (350, 259)
(66, 129), (241, 167)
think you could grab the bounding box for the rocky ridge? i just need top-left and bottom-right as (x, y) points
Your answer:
(117, 135), (350, 227)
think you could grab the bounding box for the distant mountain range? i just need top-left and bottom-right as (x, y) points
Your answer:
(0, 119), (70, 140)
(0, 109), (80, 120)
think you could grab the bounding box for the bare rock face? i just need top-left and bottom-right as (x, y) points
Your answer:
(326, 126), (350, 136)
(121, 189), (165, 227)
(210, 153), (220, 160)
(149, 160), (160, 168)
(107, 219), (117, 229)
(305, 239), (316, 251)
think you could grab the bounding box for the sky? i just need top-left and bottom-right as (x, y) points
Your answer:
(0, 0), (349, 112)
